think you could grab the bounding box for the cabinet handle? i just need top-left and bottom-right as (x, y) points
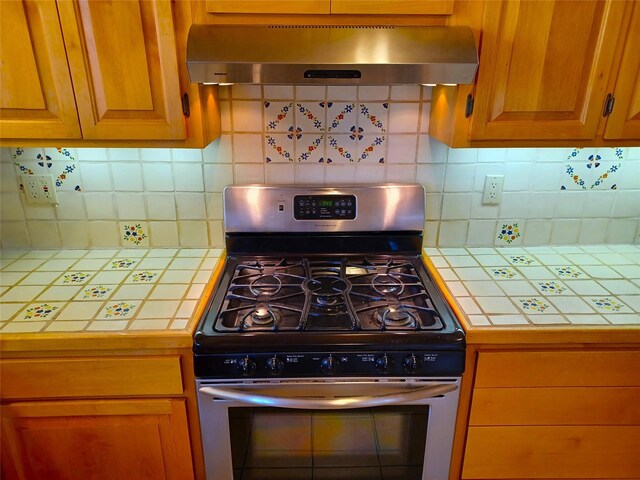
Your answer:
(603, 93), (615, 117)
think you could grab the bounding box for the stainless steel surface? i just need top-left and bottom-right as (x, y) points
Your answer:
(199, 382), (457, 408)
(187, 25), (478, 85)
(197, 377), (461, 480)
(223, 184), (425, 233)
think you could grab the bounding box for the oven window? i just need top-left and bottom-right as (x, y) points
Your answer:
(229, 406), (428, 480)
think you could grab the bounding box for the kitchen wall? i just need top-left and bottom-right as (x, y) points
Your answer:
(1, 85), (639, 249)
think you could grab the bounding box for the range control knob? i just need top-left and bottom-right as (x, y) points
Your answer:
(403, 354), (421, 374)
(239, 356), (256, 376)
(266, 356), (284, 375)
(375, 354), (393, 374)
(320, 356), (339, 375)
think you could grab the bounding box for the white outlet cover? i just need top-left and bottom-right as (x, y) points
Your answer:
(21, 174), (59, 205)
(482, 174), (504, 205)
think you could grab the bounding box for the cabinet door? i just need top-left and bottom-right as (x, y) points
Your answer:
(1, 399), (194, 480)
(56, 0), (186, 140)
(331, 0), (453, 15)
(0, 0), (81, 139)
(470, 0), (625, 141)
(205, 0), (330, 14)
(604, 2), (640, 140)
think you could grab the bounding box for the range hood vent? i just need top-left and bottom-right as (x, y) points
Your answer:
(187, 25), (478, 85)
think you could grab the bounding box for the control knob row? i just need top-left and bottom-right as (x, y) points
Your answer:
(375, 354), (422, 374)
(238, 356), (284, 376)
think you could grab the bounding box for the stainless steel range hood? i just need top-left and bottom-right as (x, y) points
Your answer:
(187, 25), (478, 85)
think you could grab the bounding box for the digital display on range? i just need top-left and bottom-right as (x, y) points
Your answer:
(294, 195), (356, 220)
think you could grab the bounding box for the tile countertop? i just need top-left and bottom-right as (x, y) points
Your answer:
(424, 244), (640, 344)
(0, 248), (223, 337)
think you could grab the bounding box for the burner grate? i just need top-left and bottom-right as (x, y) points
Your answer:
(213, 256), (444, 333)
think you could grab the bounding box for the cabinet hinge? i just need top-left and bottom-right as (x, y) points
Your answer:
(465, 93), (474, 118)
(181, 93), (190, 118)
(603, 93), (615, 117)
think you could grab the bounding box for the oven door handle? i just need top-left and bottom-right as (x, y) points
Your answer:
(198, 383), (457, 409)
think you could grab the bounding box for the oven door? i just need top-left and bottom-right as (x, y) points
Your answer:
(196, 378), (460, 480)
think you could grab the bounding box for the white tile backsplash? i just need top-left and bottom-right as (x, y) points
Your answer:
(2, 85), (639, 249)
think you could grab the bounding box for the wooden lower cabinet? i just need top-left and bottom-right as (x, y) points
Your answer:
(1, 398), (194, 480)
(461, 349), (640, 479)
(0, 352), (202, 480)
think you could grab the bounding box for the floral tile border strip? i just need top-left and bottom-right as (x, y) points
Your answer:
(561, 147), (623, 190)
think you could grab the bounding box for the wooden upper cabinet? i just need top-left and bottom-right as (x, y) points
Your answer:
(604, 1), (640, 140)
(469, 0), (626, 141)
(331, 0), (453, 15)
(0, 1), (81, 139)
(204, 0), (452, 15)
(56, 0), (186, 140)
(205, 0), (331, 14)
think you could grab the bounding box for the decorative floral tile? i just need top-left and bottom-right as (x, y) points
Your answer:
(109, 258), (138, 270)
(553, 266), (585, 279)
(296, 134), (324, 162)
(13, 147), (81, 192)
(356, 135), (386, 163)
(18, 302), (63, 320)
(489, 267), (520, 279)
(264, 101), (294, 132)
(496, 222), (522, 245)
(96, 301), (137, 320)
(561, 147), (623, 190)
(295, 102), (325, 132)
(265, 134), (294, 162)
(518, 298), (553, 313)
(588, 297), (629, 313)
(507, 255), (537, 266)
(57, 272), (92, 285)
(80, 285), (114, 300)
(327, 134), (356, 162)
(120, 222), (149, 247)
(536, 281), (569, 295)
(127, 270), (161, 283)
(327, 103), (357, 133)
(358, 102), (388, 133)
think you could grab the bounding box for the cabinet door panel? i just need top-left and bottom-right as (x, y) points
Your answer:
(1, 399), (194, 480)
(470, 0), (625, 140)
(57, 0), (185, 140)
(604, 2), (640, 140)
(331, 0), (454, 15)
(463, 426), (640, 479)
(205, 0), (330, 14)
(469, 387), (640, 426)
(475, 350), (640, 388)
(0, 0), (81, 139)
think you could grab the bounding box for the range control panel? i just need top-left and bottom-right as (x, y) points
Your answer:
(293, 195), (356, 220)
(195, 351), (465, 378)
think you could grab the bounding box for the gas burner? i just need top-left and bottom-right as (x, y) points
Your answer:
(242, 304), (281, 329)
(304, 276), (349, 297)
(375, 305), (417, 329)
(249, 275), (282, 296)
(371, 274), (405, 296)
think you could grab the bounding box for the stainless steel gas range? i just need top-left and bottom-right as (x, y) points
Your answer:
(194, 184), (465, 480)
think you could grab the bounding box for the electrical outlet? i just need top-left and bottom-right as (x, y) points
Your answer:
(21, 174), (59, 205)
(482, 175), (504, 205)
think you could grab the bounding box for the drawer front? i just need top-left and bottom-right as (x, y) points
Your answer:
(463, 425), (640, 479)
(0, 356), (183, 400)
(475, 350), (640, 388)
(470, 386), (640, 426)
